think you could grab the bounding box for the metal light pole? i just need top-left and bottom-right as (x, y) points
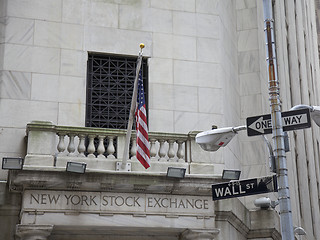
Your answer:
(262, 0), (294, 239)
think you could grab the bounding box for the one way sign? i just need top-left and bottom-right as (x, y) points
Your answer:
(246, 108), (311, 136)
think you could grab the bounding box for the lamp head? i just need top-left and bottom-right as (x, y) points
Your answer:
(254, 197), (272, 209)
(294, 226), (307, 236)
(310, 106), (320, 127)
(195, 127), (237, 152)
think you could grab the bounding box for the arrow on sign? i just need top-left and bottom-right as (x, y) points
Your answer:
(248, 116), (272, 134)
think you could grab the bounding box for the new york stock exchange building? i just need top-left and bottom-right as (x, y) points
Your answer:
(1, 0), (320, 240)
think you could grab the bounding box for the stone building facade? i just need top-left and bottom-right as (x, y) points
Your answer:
(0, 0), (320, 239)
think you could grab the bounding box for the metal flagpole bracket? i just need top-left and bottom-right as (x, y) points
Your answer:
(116, 162), (131, 172)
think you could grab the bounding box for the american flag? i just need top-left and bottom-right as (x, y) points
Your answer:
(135, 70), (150, 169)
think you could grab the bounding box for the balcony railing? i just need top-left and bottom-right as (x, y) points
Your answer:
(24, 121), (221, 175)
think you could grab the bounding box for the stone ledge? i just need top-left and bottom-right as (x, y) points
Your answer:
(8, 169), (222, 195)
(190, 162), (223, 175)
(248, 209), (281, 239)
(24, 154), (54, 167)
(55, 156), (189, 173)
(25, 154), (221, 177)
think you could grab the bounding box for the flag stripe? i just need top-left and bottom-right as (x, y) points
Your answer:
(137, 108), (147, 122)
(137, 134), (150, 149)
(137, 139), (150, 154)
(137, 123), (148, 140)
(138, 114), (147, 127)
(136, 151), (150, 168)
(139, 106), (147, 115)
(137, 142), (150, 157)
(137, 114), (148, 129)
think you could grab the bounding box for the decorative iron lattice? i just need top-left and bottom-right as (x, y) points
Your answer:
(86, 53), (148, 129)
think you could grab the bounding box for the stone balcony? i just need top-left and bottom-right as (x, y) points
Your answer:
(24, 121), (222, 176)
(8, 121), (282, 240)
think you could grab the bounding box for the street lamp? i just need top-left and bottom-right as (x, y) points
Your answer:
(195, 104), (319, 152)
(195, 126), (246, 152)
(195, 105), (319, 239)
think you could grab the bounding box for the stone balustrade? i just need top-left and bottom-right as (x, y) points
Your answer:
(24, 121), (220, 175)
(55, 125), (126, 159)
(55, 127), (188, 163)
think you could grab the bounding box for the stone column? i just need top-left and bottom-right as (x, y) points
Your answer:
(181, 229), (220, 240)
(16, 225), (53, 240)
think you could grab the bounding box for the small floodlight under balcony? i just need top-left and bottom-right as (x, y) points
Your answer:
(222, 169), (241, 180)
(167, 167), (186, 179)
(2, 157), (24, 170)
(66, 162), (86, 174)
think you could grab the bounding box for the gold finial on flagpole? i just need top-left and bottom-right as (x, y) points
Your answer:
(140, 43), (145, 49)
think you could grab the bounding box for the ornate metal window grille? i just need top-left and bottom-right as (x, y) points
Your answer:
(86, 53), (148, 129)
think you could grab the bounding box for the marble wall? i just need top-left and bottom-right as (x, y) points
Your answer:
(0, 5), (275, 237)
(1, 0), (320, 238)
(0, 0), (272, 222)
(0, 0), (247, 180)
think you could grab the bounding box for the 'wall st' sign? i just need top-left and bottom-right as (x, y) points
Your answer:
(246, 108), (311, 136)
(212, 176), (277, 200)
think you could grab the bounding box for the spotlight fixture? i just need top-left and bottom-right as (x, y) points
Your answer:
(222, 169), (241, 180)
(66, 162), (86, 174)
(2, 157), (24, 170)
(294, 226), (307, 236)
(166, 167), (186, 179)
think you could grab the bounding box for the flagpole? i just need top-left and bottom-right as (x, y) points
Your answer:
(121, 43), (145, 170)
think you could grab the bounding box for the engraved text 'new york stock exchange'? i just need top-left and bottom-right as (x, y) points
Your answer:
(23, 190), (212, 215)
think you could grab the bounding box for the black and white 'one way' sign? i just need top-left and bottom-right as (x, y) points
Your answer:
(246, 108), (311, 136)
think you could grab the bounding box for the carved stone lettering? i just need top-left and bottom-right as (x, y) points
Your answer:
(24, 191), (214, 216)
(146, 197), (209, 210)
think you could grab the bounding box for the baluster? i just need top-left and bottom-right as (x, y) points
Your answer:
(130, 136), (137, 160)
(149, 138), (157, 160)
(168, 140), (175, 161)
(177, 140), (185, 162)
(57, 133), (66, 155)
(67, 134), (76, 156)
(87, 135), (96, 158)
(106, 136), (115, 159)
(97, 135), (106, 158)
(78, 134), (86, 157)
(158, 139), (167, 162)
